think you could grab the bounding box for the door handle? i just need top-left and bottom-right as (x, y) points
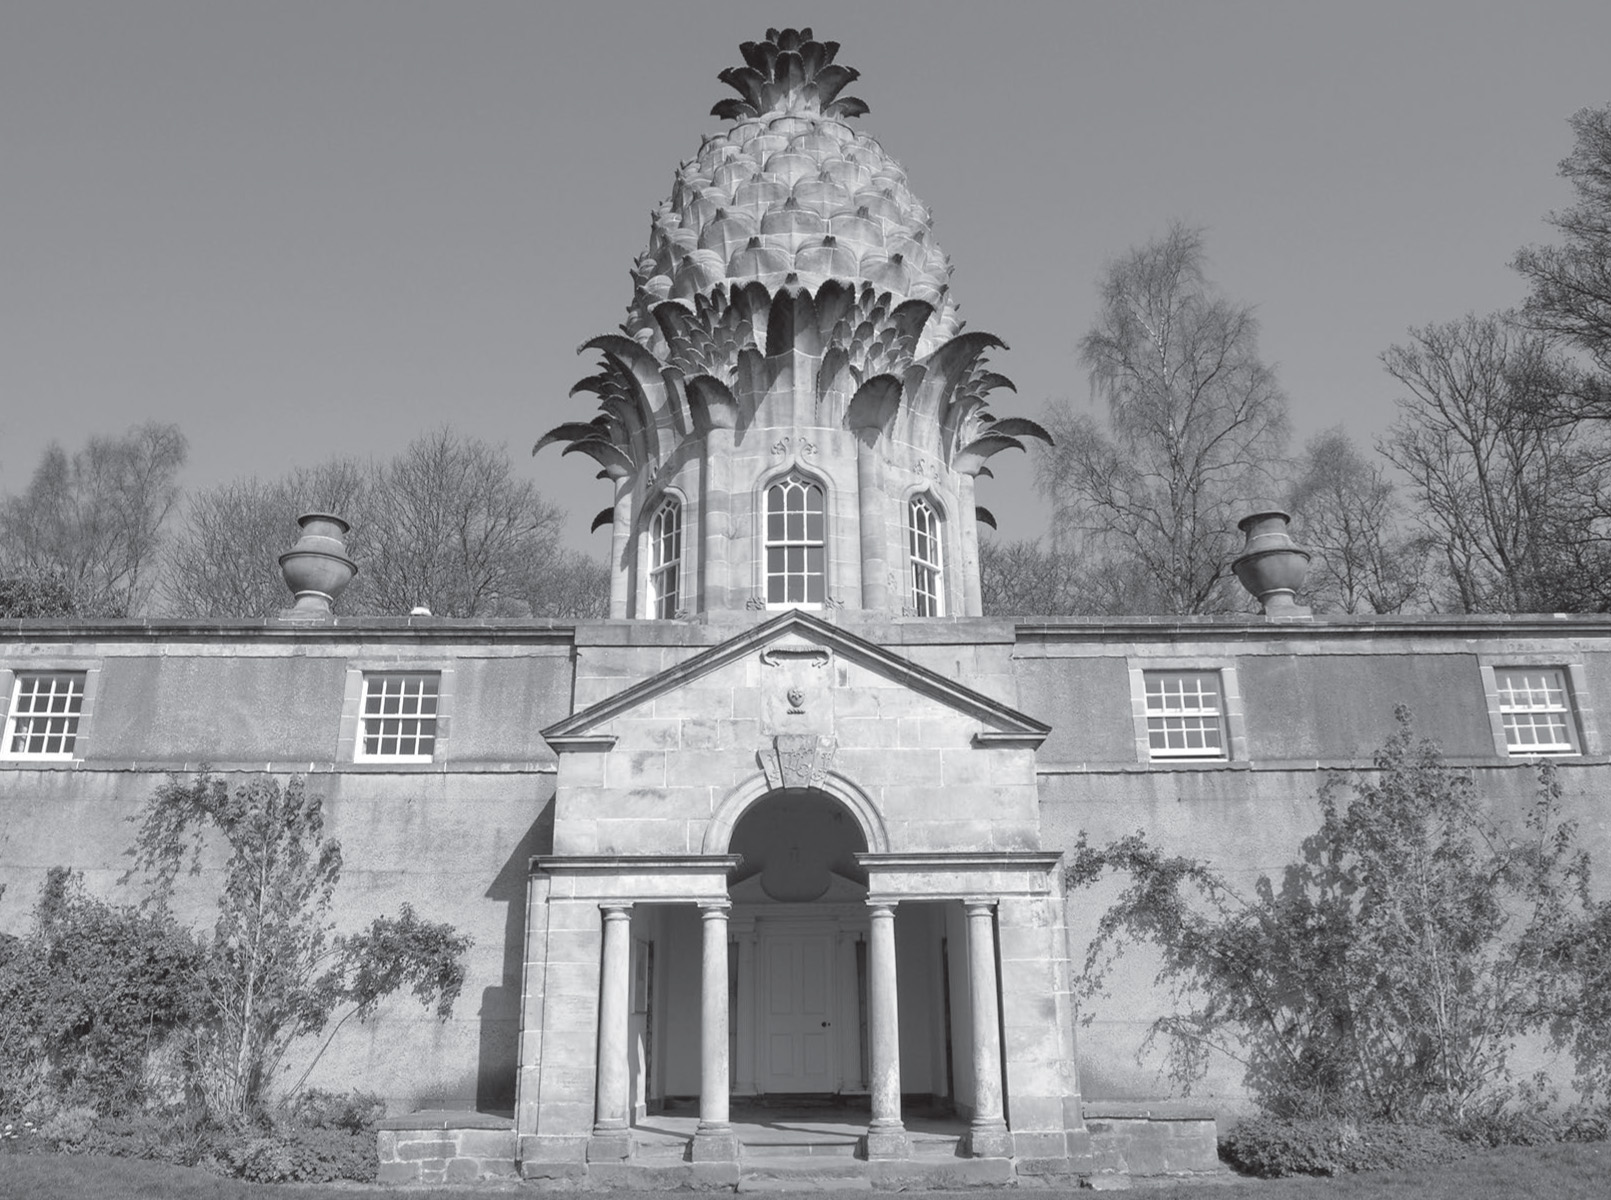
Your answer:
(821, 1021), (831, 1028)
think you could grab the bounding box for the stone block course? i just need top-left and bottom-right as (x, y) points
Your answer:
(374, 1115), (517, 1184)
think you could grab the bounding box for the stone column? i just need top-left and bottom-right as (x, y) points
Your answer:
(733, 920), (757, 1095)
(692, 903), (739, 1161)
(864, 901), (909, 1159)
(587, 904), (633, 1161)
(963, 901), (1011, 1158)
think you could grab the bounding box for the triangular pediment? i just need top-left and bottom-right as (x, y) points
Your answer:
(542, 610), (1048, 748)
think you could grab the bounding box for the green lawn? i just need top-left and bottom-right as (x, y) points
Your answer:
(0, 1142), (1605, 1199)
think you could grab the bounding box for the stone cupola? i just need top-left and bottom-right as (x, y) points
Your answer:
(537, 28), (1049, 619)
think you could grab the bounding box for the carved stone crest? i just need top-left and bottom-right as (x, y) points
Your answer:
(759, 734), (837, 790)
(760, 644), (833, 733)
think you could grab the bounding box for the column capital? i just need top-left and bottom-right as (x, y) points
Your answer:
(697, 900), (733, 916)
(599, 903), (633, 920)
(866, 899), (899, 916)
(962, 898), (998, 916)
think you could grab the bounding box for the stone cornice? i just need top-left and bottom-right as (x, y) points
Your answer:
(1012, 614), (1611, 642)
(0, 616), (579, 647)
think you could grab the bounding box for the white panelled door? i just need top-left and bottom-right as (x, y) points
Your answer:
(761, 931), (836, 1092)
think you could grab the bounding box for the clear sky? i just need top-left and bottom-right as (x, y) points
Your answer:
(4, 1), (1609, 550)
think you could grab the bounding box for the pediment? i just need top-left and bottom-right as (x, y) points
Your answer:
(542, 610), (1047, 748)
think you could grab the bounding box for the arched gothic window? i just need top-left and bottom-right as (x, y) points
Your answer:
(648, 496), (682, 619)
(908, 495), (943, 616)
(765, 474), (825, 607)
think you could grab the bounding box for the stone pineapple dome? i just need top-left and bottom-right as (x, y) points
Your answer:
(539, 28), (1050, 618)
(624, 28), (961, 358)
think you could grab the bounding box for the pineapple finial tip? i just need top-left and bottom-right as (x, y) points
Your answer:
(711, 29), (868, 122)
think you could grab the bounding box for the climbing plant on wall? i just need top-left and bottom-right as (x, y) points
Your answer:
(1070, 708), (1611, 1120)
(128, 773), (472, 1120)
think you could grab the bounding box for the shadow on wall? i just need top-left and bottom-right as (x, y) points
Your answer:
(473, 795), (554, 1114)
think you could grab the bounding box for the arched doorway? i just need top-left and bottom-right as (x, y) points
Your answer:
(726, 789), (871, 1098)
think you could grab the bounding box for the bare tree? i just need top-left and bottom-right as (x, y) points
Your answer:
(166, 461), (366, 618)
(357, 429), (565, 618)
(1514, 104), (1611, 384)
(1286, 428), (1427, 613)
(979, 538), (1085, 617)
(0, 422), (188, 617)
(536, 550), (612, 620)
(1380, 313), (1611, 612)
(1039, 225), (1289, 614)
(166, 430), (605, 620)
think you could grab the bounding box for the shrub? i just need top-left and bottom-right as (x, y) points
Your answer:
(1221, 1116), (1466, 1177)
(0, 869), (201, 1114)
(286, 1087), (386, 1133)
(1071, 709), (1611, 1120)
(1447, 1106), (1562, 1148)
(129, 772), (471, 1121)
(37, 1105), (96, 1149)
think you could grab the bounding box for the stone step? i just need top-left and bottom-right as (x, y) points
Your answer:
(738, 1175), (873, 1193)
(740, 1154), (871, 1182)
(742, 1138), (860, 1158)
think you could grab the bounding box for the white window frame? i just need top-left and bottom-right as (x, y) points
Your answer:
(351, 671), (442, 764)
(907, 493), (944, 617)
(647, 495), (683, 620)
(1127, 661), (1247, 763)
(1, 669), (91, 761)
(763, 472), (827, 610)
(1480, 660), (1594, 758)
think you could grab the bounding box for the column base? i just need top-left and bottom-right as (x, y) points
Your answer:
(586, 1128), (633, 1162)
(691, 1125), (741, 1163)
(965, 1122), (1013, 1159)
(864, 1123), (910, 1160)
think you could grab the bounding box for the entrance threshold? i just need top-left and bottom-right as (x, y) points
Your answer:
(632, 1101), (966, 1162)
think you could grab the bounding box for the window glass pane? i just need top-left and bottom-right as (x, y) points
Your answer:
(356, 674), (440, 761)
(1142, 671), (1227, 759)
(1496, 667), (1575, 754)
(4, 672), (86, 758)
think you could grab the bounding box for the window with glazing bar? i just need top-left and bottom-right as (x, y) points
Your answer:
(908, 495), (943, 616)
(765, 474), (825, 607)
(1143, 670), (1227, 759)
(357, 673), (440, 762)
(2, 672), (86, 759)
(1495, 667), (1578, 755)
(648, 496), (682, 619)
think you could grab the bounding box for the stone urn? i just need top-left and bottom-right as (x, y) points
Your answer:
(278, 513), (358, 616)
(1231, 511), (1311, 615)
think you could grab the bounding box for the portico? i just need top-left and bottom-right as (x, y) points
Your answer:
(513, 611), (1089, 1175)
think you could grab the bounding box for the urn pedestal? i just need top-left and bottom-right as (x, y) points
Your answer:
(278, 513), (358, 617)
(1231, 511), (1311, 616)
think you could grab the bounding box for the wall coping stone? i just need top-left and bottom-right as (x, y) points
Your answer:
(1083, 1101), (1217, 1121)
(377, 1109), (514, 1132)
